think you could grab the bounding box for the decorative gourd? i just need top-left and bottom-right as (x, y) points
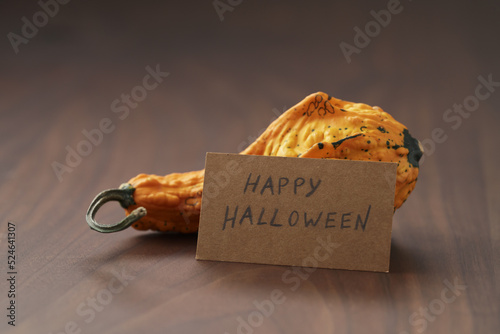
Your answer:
(86, 92), (423, 233)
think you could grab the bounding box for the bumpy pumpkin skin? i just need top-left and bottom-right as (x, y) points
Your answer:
(125, 170), (204, 232)
(125, 92), (422, 232)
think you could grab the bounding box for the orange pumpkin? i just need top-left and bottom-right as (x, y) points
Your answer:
(87, 92), (422, 233)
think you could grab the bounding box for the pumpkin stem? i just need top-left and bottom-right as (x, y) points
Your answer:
(86, 187), (147, 233)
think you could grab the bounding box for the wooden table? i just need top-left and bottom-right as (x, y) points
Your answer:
(1, 1), (498, 333)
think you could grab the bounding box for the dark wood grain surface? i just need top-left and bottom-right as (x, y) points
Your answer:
(1, 0), (499, 333)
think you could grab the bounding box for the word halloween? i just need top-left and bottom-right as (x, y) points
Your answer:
(222, 205), (371, 231)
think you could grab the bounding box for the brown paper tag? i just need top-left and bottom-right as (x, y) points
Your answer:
(195, 153), (397, 272)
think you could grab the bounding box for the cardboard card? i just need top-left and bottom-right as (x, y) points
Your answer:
(196, 153), (397, 272)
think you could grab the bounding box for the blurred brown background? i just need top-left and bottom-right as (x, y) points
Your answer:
(0, 0), (499, 333)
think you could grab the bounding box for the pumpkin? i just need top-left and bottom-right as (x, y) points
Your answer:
(86, 92), (423, 233)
